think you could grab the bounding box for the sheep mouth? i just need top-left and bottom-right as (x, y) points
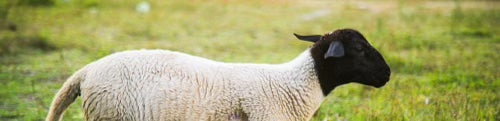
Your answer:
(372, 81), (387, 88)
(371, 74), (390, 88)
(358, 74), (389, 88)
(349, 71), (390, 88)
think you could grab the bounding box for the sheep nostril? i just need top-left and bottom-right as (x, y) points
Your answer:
(375, 69), (390, 83)
(379, 67), (390, 76)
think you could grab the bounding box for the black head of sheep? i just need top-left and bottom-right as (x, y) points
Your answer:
(294, 28), (391, 95)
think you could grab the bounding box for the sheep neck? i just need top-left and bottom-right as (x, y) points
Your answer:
(265, 48), (325, 119)
(216, 49), (325, 119)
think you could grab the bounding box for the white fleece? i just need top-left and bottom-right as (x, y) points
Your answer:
(67, 49), (324, 121)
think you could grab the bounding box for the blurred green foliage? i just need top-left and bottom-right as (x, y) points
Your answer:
(0, 0), (498, 120)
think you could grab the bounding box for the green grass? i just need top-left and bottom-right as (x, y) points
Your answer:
(1, 0), (498, 120)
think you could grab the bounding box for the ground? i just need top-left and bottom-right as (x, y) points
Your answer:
(0, 0), (498, 120)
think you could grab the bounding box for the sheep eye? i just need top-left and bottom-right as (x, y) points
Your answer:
(355, 46), (363, 52)
(354, 46), (364, 56)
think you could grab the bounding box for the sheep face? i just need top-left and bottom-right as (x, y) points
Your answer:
(294, 29), (391, 95)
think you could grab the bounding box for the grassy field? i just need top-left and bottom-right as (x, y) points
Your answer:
(0, 0), (498, 120)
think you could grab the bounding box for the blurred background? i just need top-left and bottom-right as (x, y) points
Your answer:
(0, 0), (498, 120)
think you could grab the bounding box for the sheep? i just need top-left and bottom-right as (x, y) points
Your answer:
(46, 28), (391, 121)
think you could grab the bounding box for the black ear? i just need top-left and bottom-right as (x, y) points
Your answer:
(324, 41), (345, 58)
(294, 33), (322, 42)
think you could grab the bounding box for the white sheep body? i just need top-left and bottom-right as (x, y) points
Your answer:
(57, 49), (324, 121)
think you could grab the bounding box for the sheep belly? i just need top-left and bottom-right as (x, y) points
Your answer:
(79, 50), (241, 121)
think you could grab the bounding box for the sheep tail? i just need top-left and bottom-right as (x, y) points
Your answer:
(46, 67), (86, 121)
